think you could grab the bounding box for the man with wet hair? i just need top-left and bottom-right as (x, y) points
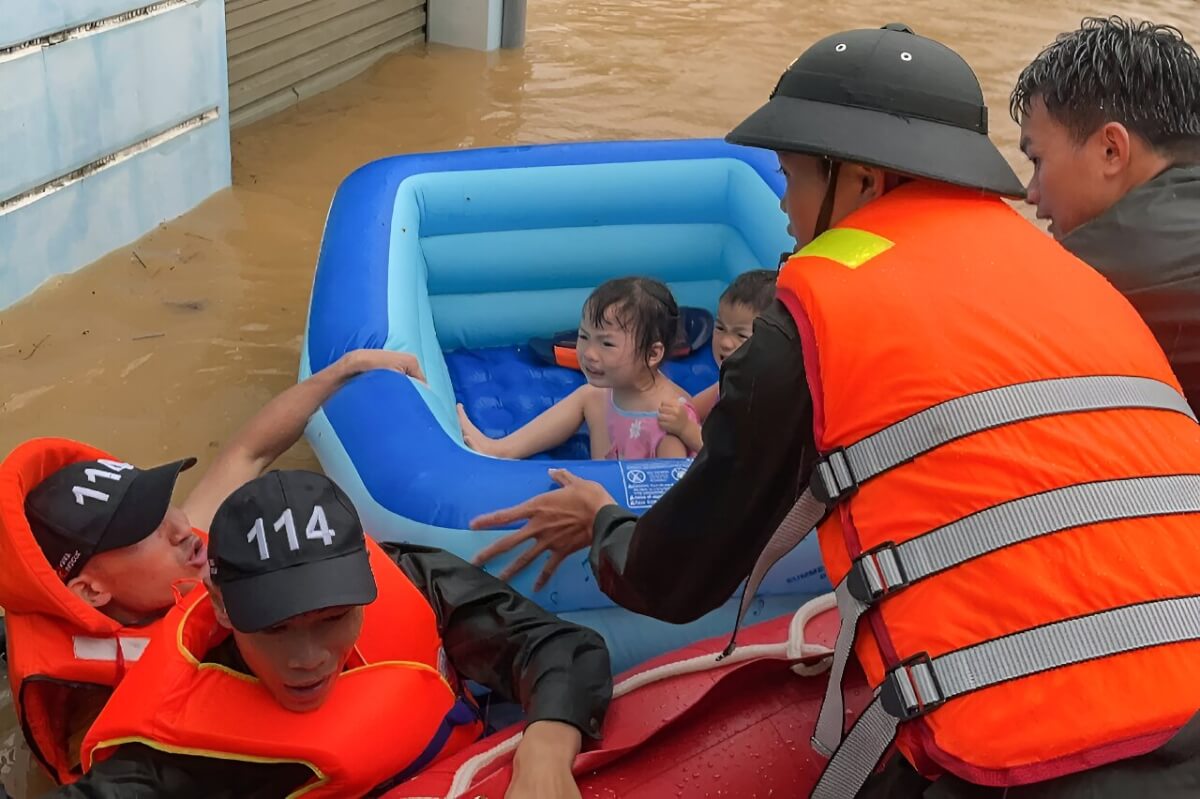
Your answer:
(1012, 16), (1200, 405)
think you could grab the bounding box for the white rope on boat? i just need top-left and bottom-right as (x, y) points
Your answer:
(427, 592), (837, 799)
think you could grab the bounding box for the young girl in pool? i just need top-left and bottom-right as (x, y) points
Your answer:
(458, 277), (699, 460)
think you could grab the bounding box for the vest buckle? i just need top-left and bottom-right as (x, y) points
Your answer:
(845, 543), (907, 604)
(880, 652), (945, 721)
(811, 448), (859, 504)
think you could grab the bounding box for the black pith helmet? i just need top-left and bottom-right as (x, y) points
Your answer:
(727, 23), (1026, 199)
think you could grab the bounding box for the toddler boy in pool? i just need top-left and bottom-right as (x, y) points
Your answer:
(657, 269), (777, 452)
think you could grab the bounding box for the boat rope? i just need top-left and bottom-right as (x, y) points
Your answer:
(418, 592), (837, 799)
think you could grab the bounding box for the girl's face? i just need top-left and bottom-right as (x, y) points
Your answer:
(577, 306), (663, 389)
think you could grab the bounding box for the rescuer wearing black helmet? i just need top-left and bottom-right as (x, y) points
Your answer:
(727, 23), (1024, 242)
(472, 25), (1200, 798)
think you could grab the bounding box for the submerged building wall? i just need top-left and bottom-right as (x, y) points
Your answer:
(0, 0), (232, 310)
(0, 0), (521, 310)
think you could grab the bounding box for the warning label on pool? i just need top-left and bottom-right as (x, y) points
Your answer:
(619, 460), (690, 510)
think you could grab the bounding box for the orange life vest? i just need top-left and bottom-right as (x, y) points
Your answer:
(768, 183), (1200, 787)
(0, 438), (181, 785)
(82, 537), (484, 798)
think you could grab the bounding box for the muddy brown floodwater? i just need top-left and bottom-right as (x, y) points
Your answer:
(1, 0), (1195, 794)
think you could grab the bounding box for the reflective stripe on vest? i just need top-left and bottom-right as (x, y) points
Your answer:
(755, 184), (1200, 786)
(724, 374), (1197, 651)
(724, 376), (1199, 787)
(811, 474), (1200, 759)
(812, 595), (1200, 798)
(72, 636), (151, 663)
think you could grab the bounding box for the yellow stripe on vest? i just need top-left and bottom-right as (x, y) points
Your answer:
(86, 735), (326, 796)
(796, 228), (894, 269)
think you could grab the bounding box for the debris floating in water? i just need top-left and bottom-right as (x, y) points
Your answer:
(19, 334), (49, 361)
(164, 299), (207, 312)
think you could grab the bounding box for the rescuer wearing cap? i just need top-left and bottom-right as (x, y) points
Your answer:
(44, 470), (610, 798)
(0, 348), (425, 786)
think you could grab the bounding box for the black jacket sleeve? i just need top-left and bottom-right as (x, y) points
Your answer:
(383, 542), (613, 739)
(589, 300), (818, 623)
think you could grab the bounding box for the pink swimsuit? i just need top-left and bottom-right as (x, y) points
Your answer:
(605, 391), (700, 460)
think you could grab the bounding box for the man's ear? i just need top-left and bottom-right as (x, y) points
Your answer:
(1097, 121), (1133, 177)
(208, 585), (234, 630)
(840, 164), (888, 214)
(857, 165), (889, 202)
(66, 573), (112, 610)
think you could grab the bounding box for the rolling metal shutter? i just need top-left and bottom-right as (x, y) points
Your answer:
(225, 0), (426, 128)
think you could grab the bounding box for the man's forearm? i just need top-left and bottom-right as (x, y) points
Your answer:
(517, 720), (582, 760)
(180, 357), (354, 530)
(182, 349), (424, 531)
(512, 722), (582, 774)
(220, 356), (353, 467)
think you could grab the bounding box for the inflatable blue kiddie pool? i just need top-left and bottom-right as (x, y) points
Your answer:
(301, 139), (830, 671)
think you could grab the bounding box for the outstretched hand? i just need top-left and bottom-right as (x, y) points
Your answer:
(471, 469), (617, 590)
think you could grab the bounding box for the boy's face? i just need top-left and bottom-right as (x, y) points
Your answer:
(217, 598), (364, 712)
(713, 301), (757, 365)
(1019, 94), (1126, 240)
(577, 306), (661, 388)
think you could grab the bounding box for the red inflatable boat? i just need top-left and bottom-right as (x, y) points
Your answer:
(386, 594), (872, 798)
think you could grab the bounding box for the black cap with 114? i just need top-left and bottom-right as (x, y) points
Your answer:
(25, 456), (197, 581)
(208, 470), (378, 633)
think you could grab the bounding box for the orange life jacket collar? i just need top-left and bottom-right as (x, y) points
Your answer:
(0, 438), (177, 784)
(82, 538), (483, 798)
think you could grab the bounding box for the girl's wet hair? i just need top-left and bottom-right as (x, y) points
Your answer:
(583, 277), (680, 365)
